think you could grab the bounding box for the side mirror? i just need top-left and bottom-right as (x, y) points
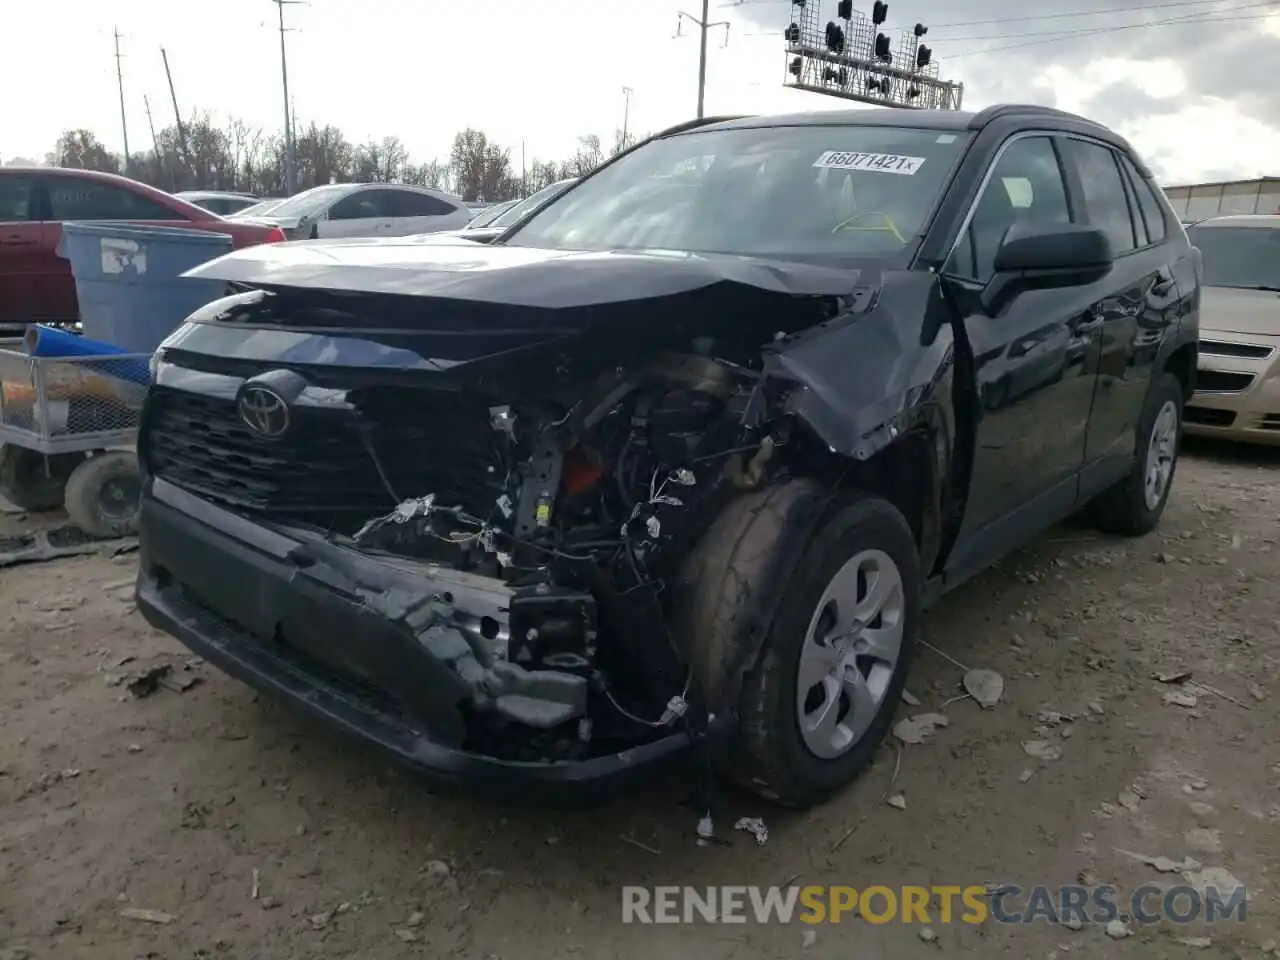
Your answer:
(980, 222), (1113, 315)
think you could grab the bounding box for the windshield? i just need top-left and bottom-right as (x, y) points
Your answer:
(489, 180), (576, 230)
(467, 200), (517, 228)
(1186, 224), (1280, 290)
(506, 125), (969, 258)
(234, 198), (284, 218)
(266, 185), (350, 220)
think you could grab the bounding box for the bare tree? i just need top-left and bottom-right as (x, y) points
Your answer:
(48, 130), (121, 173)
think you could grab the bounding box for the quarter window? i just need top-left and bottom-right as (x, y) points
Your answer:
(1119, 154), (1168, 244)
(948, 136), (1072, 283)
(1061, 139), (1137, 255)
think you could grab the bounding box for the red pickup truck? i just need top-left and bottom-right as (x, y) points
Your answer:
(0, 167), (286, 325)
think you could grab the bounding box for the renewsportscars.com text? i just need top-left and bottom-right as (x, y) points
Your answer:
(621, 884), (1247, 925)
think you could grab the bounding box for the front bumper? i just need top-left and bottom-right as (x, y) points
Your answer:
(135, 478), (694, 806)
(1184, 334), (1280, 445)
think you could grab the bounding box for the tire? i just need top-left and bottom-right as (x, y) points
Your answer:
(679, 481), (921, 808)
(63, 450), (142, 538)
(1090, 372), (1183, 536)
(0, 446), (85, 512)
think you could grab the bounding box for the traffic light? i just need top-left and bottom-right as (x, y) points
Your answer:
(825, 21), (846, 53)
(913, 22), (928, 38)
(872, 1), (888, 25)
(837, 0), (853, 18)
(916, 44), (932, 68)
(789, 56), (803, 77)
(874, 32), (891, 59)
(785, 22), (800, 43)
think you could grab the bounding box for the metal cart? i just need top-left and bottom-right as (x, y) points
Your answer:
(0, 340), (149, 537)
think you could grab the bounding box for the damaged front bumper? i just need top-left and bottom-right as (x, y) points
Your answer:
(135, 478), (695, 805)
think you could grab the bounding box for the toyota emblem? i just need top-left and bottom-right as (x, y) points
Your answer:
(237, 385), (291, 438)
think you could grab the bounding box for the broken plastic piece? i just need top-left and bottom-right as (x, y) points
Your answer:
(734, 817), (769, 846)
(696, 811), (716, 847)
(496, 494), (514, 518)
(672, 467), (697, 486)
(646, 515), (661, 539)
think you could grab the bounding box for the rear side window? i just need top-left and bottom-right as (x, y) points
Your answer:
(385, 190), (458, 217)
(0, 176), (40, 221)
(1119, 155), (1168, 244)
(46, 179), (184, 221)
(1061, 139), (1137, 255)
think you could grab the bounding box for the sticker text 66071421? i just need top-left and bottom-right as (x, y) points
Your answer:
(812, 152), (925, 175)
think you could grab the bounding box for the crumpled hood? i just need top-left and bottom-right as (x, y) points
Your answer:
(181, 236), (867, 308)
(1200, 285), (1280, 337)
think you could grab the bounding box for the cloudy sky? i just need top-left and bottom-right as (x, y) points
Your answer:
(4, 0), (1279, 185)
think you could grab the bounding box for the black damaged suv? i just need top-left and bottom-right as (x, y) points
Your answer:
(137, 105), (1199, 809)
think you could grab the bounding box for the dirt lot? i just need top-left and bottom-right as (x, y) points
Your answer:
(1, 439), (1278, 960)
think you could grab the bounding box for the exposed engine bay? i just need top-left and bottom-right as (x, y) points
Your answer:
(331, 347), (789, 762)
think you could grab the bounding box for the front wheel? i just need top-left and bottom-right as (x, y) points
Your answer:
(1090, 372), (1183, 536)
(680, 482), (920, 808)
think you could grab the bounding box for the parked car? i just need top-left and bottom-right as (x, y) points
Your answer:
(0, 168), (286, 325)
(437, 178), (578, 244)
(229, 197), (287, 220)
(175, 190), (260, 216)
(248, 183), (472, 240)
(1182, 215), (1280, 444)
(137, 105), (1198, 809)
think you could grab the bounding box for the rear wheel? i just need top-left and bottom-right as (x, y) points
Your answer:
(64, 450), (141, 538)
(1090, 372), (1183, 536)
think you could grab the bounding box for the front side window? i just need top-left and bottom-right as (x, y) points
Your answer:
(506, 125), (971, 259)
(1185, 224), (1280, 291)
(947, 136), (1072, 283)
(330, 190), (391, 220)
(46, 180), (184, 221)
(1061, 139), (1137, 256)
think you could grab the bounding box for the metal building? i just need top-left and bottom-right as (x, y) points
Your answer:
(1162, 177), (1280, 220)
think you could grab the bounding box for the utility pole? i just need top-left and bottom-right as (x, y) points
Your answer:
(521, 138), (527, 195)
(143, 94), (172, 190)
(274, 0), (304, 195)
(677, 0), (729, 119)
(160, 46), (189, 175)
(621, 86), (633, 149)
(113, 28), (131, 174)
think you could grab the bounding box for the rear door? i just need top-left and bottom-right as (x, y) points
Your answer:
(1057, 138), (1178, 487)
(383, 189), (469, 235)
(41, 175), (189, 319)
(0, 174), (51, 324)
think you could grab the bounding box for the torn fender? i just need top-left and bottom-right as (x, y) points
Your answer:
(767, 271), (957, 462)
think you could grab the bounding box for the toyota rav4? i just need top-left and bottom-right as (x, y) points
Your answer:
(135, 105), (1200, 810)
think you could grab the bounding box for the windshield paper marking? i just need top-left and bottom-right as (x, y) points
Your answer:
(812, 152), (925, 175)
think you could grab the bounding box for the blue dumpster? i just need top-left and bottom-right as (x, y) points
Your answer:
(57, 222), (234, 353)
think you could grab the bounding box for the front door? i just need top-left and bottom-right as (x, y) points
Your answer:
(321, 189), (395, 238)
(942, 134), (1101, 568)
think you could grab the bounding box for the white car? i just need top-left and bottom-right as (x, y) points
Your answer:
(174, 190), (261, 216)
(253, 183), (473, 240)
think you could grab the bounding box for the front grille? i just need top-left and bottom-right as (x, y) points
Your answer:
(1195, 370), (1255, 393)
(1199, 339), (1274, 360)
(1185, 406), (1236, 427)
(143, 386), (509, 530)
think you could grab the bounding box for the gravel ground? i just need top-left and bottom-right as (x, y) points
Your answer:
(1, 439), (1278, 960)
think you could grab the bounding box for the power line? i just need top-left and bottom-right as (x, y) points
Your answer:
(947, 7), (1278, 58)
(935, 1), (1278, 41)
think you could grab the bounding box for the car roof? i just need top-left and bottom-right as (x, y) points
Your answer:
(1190, 214), (1280, 229)
(177, 190), (256, 200)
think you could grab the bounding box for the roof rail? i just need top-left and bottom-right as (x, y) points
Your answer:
(655, 115), (750, 138)
(967, 104), (1102, 130)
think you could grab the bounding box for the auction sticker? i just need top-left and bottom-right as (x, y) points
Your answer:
(813, 151), (925, 175)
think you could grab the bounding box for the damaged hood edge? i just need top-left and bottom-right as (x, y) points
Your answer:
(182, 239), (867, 309)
